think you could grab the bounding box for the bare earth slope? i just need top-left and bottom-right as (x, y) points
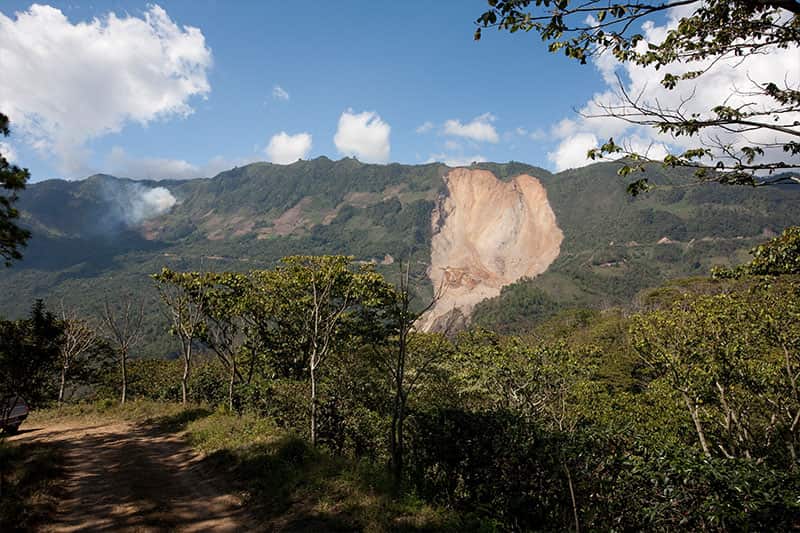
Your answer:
(10, 420), (253, 532)
(421, 168), (563, 330)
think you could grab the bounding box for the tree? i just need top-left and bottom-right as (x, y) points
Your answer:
(379, 262), (447, 487)
(714, 225), (800, 278)
(0, 112), (31, 266)
(193, 272), (248, 412)
(100, 295), (145, 405)
(0, 300), (62, 406)
(475, 1), (800, 193)
(152, 268), (207, 404)
(450, 332), (599, 532)
(266, 256), (394, 446)
(631, 289), (798, 465)
(56, 305), (96, 404)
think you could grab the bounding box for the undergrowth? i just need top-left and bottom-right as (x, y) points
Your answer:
(0, 437), (64, 530)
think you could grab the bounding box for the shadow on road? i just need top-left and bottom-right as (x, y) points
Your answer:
(0, 437), (65, 530)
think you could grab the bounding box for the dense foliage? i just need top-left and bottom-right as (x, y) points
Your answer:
(20, 227), (793, 530)
(0, 112), (30, 266)
(0, 301), (62, 406)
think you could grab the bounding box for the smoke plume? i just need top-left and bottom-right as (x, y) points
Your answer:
(99, 179), (177, 227)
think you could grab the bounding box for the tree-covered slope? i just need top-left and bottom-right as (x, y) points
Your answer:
(1, 156), (798, 355)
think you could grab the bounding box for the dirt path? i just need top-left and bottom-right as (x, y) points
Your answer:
(10, 420), (255, 532)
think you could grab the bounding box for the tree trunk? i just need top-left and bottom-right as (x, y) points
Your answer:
(682, 390), (710, 456)
(391, 372), (406, 486)
(181, 341), (192, 405)
(120, 349), (128, 405)
(310, 361), (318, 446)
(181, 356), (189, 405)
(391, 324), (408, 487)
(228, 355), (236, 412)
(563, 460), (580, 533)
(390, 411), (398, 480)
(396, 399), (405, 485)
(58, 363), (68, 405)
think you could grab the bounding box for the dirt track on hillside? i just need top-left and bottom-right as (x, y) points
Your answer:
(10, 420), (255, 532)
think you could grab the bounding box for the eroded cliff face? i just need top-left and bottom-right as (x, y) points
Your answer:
(420, 168), (563, 331)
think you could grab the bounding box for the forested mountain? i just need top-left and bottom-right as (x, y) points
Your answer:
(2, 156), (798, 356)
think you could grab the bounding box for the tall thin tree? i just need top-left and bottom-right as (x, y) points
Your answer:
(100, 295), (144, 405)
(377, 262), (447, 487)
(57, 304), (96, 404)
(153, 269), (207, 404)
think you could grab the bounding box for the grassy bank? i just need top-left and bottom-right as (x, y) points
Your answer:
(180, 410), (458, 532)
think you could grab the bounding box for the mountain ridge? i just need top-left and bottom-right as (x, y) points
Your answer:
(4, 156), (799, 355)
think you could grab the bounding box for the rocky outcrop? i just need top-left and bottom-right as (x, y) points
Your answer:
(419, 168), (563, 331)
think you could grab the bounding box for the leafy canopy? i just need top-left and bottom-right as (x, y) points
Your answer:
(476, 1), (800, 193)
(713, 225), (800, 277)
(0, 112), (30, 266)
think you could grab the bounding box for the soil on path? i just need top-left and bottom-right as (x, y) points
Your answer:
(10, 419), (255, 532)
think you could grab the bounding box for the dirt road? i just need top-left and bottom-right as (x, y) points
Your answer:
(10, 420), (255, 532)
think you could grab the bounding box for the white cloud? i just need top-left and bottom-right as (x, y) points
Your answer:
(0, 4), (212, 176)
(547, 133), (598, 172)
(272, 85), (290, 101)
(547, 5), (800, 172)
(105, 146), (251, 180)
(426, 153), (487, 167)
(444, 140), (462, 151)
(443, 113), (499, 143)
(265, 132), (312, 164)
(551, 118), (578, 139)
(529, 128), (547, 141)
(334, 109), (391, 163)
(0, 141), (16, 164)
(416, 121), (434, 134)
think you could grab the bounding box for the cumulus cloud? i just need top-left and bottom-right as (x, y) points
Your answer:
(265, 132), (312, 164)
(547, 133), (599, 172)
(443, 113), (499, 143)
(416, 121), (434, 134)
(272, 85), (290, 101)
(105, 147), (242, 180)
(334, 110), (391, 163)
(547, 5), (800, 172)
(426, 153), (487, 167)
(0, 4), (212, 176)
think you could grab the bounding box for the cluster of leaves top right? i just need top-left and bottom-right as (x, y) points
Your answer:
(476, 1), (800, 191)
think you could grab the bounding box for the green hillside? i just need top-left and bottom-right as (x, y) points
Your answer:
(2, 157), (798, 356)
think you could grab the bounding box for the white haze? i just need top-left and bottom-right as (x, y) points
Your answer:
(99, 181), (177, 226)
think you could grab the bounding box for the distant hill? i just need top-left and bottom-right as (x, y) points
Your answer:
(2, 156), (798, 356)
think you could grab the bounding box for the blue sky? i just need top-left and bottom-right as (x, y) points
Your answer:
(8, 1), (781, 182)
(0, 1), (611, 181)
